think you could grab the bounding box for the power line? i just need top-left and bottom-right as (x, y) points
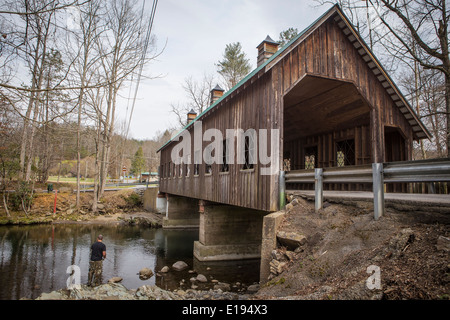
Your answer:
(125, 0), (158, 140)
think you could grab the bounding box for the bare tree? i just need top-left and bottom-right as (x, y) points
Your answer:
(170, 73), (216, 128)
(368, 0), (449, 156)
(68, 0), (103, 208)
(94, 0), (158, 204)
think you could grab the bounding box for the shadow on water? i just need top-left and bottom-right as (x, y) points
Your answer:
(0, 224), (260, 300)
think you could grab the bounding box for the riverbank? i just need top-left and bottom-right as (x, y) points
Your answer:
(34, 282), (255, 300)
(0, 189), (160, 226)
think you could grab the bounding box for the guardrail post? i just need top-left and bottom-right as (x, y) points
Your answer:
(279, 171), (286, 210)
(372, 163), (385, 220)
(315, 168), (323, 212)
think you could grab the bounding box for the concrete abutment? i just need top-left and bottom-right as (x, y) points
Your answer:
(163, 194), (200, 228)
(194, 200), (267, 261)
(151, 192), (275, 265)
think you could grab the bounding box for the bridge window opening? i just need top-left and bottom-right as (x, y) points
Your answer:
(304, 146), (317, 169)
(221, 139), (229, 172)
(243, 135), (254, 170)
(173, 163), (176, 177)
(185, 163), (189, 177)
(336, 139), (355, 167)
(205, 145), (213, 174)
(179, 164), (182, 177)
(194, 150), (200, 176)
(194, 163), (199, 176)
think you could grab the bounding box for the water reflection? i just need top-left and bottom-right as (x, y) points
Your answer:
(0, 224), (259, 300)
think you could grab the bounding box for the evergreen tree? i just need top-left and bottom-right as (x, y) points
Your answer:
(278, 27), (299, 47)
(216, 42), (252, 90)
(131, 146), (146, 179)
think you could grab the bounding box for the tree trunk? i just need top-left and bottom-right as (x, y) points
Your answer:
(3, 192), (10, 218)
(76, 88), (84, 209)
(446, 73), (450, 157)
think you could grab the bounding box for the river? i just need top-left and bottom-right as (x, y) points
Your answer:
(0, 224), (260, 300)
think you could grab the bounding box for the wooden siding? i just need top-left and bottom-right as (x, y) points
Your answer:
(160, 72), (280, 212)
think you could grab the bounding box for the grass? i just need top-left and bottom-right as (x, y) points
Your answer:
(47, 176), (94, 184)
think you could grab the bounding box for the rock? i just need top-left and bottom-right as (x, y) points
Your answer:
(285, 203), (294, 212)
(160, 266), (169, 273)
(134, 285), (178, 300)
(196, 274), (208, 283)
(247, 284), (260, 292)
(388, 228), (415, 256)
(436, 236), (450, 252)
(213, 282), (231, 291)
(172, 261), (188, 271)
(284, 250), (296, 261)
(139, 268), (154, 280)
(97, 203), (105, 210)
(277, 231), (307, 250)
(269, 259), (287, 275)
(36, 291), (68, 300)
(108, 277), (123, 283)
(323, 201), (332, 209)
(271, 249), (284, 261)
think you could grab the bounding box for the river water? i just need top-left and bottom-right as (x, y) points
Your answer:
(0, 224), (260, 300)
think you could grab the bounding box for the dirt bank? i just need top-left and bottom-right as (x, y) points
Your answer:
(256, 196), (450, 300)
(0, 188), (162, 227)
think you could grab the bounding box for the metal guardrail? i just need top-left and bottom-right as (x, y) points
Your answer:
(283, 158), (450, 220)
(383, 158), (450, 183)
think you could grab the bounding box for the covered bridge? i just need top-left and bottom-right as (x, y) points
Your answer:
(156, 5), (430, 261)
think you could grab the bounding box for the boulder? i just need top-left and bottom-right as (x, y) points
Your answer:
(247, 284), (260, 293)
(284, 250), (296, 261)
(196, 274), (208, 283)
(108, 277), (123, 283)
(269, 259), (287, 275)
(160, 266), (170, 273)
(138, 268), (154, 280)
(213, 282), (231, 291)
(172, 261), (188, 271)
(276, 231), (307, 250)
(436, 236), (450, 252)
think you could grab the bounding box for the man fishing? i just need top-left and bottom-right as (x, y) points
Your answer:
(88, 234), (106, 287)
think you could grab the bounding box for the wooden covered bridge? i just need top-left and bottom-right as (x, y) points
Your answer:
(156, 5), (431, 261)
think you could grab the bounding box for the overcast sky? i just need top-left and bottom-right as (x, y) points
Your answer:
(124, 0), (330, 141)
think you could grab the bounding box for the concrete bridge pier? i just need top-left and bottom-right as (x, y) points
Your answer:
(162, 194), (200, 228)
(193, 200), (267, 261)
